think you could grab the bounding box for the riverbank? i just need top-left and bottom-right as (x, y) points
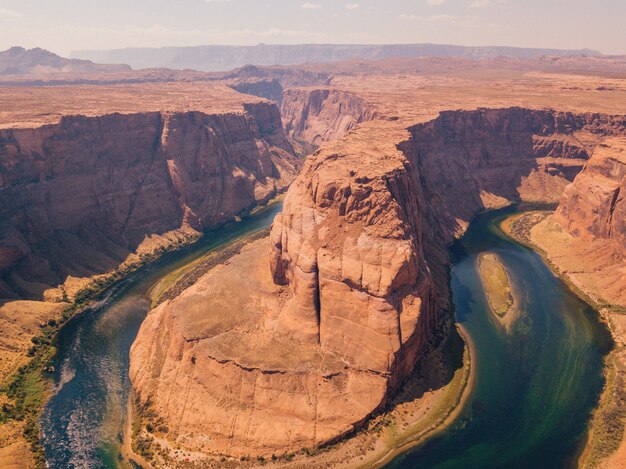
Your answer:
(0, 198), (285, 468)
(129, 310), (474, 468)
(501, 210), (626, 469)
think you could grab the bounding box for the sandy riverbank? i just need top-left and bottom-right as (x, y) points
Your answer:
(501, 210), (626, 469)
(128, 233), (476, 468)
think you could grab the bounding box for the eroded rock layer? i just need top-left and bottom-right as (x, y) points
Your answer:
(0, 102), (299, 299)
(402, 108), (626, 240)
(532, 137), (626, 306)
(130, 107), (626, 458)
(281, 89), (377, 150)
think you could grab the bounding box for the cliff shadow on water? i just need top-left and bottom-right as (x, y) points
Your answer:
(387, 206), (613, 469)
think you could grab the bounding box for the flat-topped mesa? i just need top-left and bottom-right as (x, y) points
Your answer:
(0, 98), (299, 300)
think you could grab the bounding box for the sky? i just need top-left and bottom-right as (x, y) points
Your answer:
(0, 0), (624, 56)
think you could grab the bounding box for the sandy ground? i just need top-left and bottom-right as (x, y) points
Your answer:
(477, 252), (520, 334)
(0, 82), (266, 129)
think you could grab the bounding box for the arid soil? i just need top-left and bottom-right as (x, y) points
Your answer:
(2, 54), (626, 467)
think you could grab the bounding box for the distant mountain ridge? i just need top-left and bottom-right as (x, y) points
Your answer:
(71, 43), (601, 72)
(0, 46), (131, 75)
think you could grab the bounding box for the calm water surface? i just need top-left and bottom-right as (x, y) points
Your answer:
(387, 207), (612, 469)
(41, 205), (611, 468)
(40, 203), (283, 468)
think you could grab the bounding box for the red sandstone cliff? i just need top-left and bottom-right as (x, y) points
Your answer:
(555, 139), (626, 257)
(402, 108), (626, 240)
(281, 89), (377, 150)
(531, 137), (626, 307)
(0, 102), (299, 299)
(129, 107), (626, 459)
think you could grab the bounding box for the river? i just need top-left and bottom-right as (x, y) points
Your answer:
(40, 206), (612, 468)
(386, 207), (612, 468)
(40, 202), (283, 468)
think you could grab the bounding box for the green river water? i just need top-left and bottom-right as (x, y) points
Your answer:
(40, 205), (612, 468)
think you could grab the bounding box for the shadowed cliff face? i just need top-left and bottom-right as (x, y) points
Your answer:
(281, 89), (377, 151)
(0, 102), (299, 300)
(401, 108), (626, 242)
(266, 107), (626, 447)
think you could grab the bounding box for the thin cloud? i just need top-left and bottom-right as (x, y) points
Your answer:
(469, 0), (505, 8)
(398, 13), (457, 23)
(345, 3), (359, 10)
(427, 0), (447, 5)
(0, 8), (22, 22)
(302, 3), (322, 9)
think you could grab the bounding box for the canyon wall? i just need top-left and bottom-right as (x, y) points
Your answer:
(531, 137), (626, 307)
(402, 108), (626, 240)
(0, 102), (299, 300)
(130, 107), (626, 459)
(555, 138), (626, 257)
(281, 89), (378, 150)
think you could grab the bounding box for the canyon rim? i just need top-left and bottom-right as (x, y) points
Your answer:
(0, 3), (626, 468)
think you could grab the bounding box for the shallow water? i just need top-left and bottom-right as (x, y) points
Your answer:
(40, 203), (283, 468)
(386, 207), (612, 469)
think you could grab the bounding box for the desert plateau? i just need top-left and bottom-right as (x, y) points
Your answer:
(1, 2), (625, 468)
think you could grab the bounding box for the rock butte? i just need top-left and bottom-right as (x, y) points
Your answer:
(131, 106), (626, 457)
(1, 55), (626, 467)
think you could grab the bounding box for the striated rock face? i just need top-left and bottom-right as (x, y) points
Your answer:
(281, 89), (377, 150)
(269, 137), (439, 386)
(528, 137), (626, 307)
(130, 107), (626, 458)
(555, 138), (626, 257)
(402, 107), (626, 240)
(0, 102), (299, 299)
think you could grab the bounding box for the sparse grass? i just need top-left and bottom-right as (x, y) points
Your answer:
(581, 353), (626, 468)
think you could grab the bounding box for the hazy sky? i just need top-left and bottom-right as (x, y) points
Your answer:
(0, 0), (624, 56)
